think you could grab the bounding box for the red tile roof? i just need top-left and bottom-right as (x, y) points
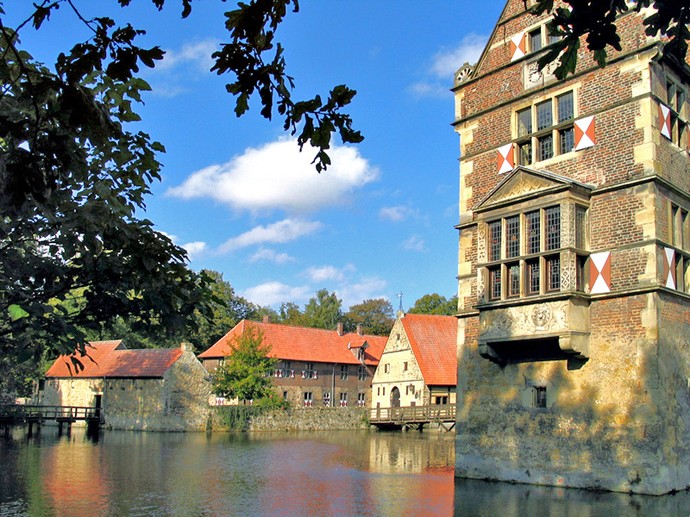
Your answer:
(198, 320), (387, 366)
(400, 314), (457, 386)
(45, 341), (184, 379)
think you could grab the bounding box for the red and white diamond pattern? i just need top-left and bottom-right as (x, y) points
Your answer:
(589, 251), (611, 294)
(659, 103), (672, 140)
(510, 33), (526, 61)
(497, 143), (514, 174)
(574, 116), (596, 150)
(663, 247), (676, 290)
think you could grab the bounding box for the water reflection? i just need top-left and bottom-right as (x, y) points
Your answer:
(0, 427), (687, 516)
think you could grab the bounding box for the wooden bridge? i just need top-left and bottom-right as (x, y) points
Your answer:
(0, 405), (101, 436)
(369, 404), (456, 431)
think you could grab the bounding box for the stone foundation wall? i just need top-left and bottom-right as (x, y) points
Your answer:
(210, 406), (369, 432)
(455, 292), (690, 495)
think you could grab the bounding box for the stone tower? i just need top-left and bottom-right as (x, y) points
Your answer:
(452, 1), (690, 494)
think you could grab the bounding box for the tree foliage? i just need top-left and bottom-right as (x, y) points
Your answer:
(408, 293), (458, 316)
(343, 298), (395, 336)
(212, 327), (277, 403)
(0, 2), (217, 368)
(302, 288), (343, 330)
(531, 0), (690, 79)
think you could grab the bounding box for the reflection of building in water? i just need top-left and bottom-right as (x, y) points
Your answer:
(366, 434), (455, 474)
(371, 313), (457, 409)
(453, 0), (690, 495)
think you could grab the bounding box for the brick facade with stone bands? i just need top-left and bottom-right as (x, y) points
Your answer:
(453, 0), (690, 494)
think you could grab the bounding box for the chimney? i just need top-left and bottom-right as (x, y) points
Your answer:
(356, 323), (363, 336)
(263, 315), (270, 323)
(337, 322), (344, 336)
(180, 342), (194, 353)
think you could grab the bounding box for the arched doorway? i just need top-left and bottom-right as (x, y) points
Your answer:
(390, 387), (400, 407)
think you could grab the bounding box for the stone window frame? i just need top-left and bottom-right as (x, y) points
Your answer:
(478, 195), (590, 305)
(664, 75), (689, 149)
(340, 364), (349, 380)
(533, 386), (547, 408)
(303, 391), (313, 407)
(357, 392), (366, 407)
(339, 392), (348, 407)
(669, 202), (690, 293)
(515, 88), (577, 166)
(357, 365), (367, 381)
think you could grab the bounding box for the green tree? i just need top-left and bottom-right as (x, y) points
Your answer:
(212, 327), (277, 404)
(0, 3), (214, 367)
(303, 289), (342, 330)
(278, 301), (306, 326)
(408, 293), (458, 316)
(344, 298), (395, 336)
(531, 0), (690, 79)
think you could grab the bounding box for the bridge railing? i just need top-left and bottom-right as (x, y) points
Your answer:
(0, 405), (101, 422)
(369, 404), (455, 424)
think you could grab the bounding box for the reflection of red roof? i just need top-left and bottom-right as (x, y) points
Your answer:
(401, 314), (457, 386)
(45, 341), (184, 378)
(198, 320), (387, 366)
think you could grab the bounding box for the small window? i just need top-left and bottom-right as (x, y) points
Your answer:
(357, 393), (366, 407)
(546, 255), (561, 291)
(303, 392), (313, 407)
(533, 386), (547, 408)
(384, 363), (390, 374)
(489, 220), (502, 261)
(526, 211), (541, 254)
(340, 364), (348, 380)
(403, 361), (408, 372)
(529, 28), (542, 52)
(323, 392), (331, 406)
(489, 266), (502, 300)
(517, 108), (532, 136)
(339, 392), (348, 407)
(506, 215), (520, 258)
(358, 365), (367, 381)
(557, 92), (574, 122)
(508, 263), (521, 297)
(536, 100), (552, 130)
(545, 206), (561, 250)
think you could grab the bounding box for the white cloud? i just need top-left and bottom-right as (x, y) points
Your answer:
(242, 281), (311, 307)
(403, 235), (427, 252)
(306, 264), (355, 283)
(379, 205), (414, 222)
(182, 241), (207, 259)
(249, 247), (295, 264)
(409, 33), (487, 98)
(166, 138), (379, 213)
(336, 276), (389, 310)
(159, 39), (218, 73)
(218, 218), (322, 253)
(429, 34), (487, 78)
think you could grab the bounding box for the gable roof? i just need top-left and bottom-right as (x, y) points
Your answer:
(474, 166), (594, 212)
(45, 341), (184, 379)
(198, 320), (387, 366)
(400, 314), (458, 386)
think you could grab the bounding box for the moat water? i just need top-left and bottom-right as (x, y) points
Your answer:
(0, 427), (688, 516)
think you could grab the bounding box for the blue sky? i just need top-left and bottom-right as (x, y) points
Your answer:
(8, 1), (506, 311)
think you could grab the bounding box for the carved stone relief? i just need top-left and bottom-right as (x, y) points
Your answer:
(479, 300), (572, 341)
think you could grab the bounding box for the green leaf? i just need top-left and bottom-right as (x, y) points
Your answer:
(8, 304), (29, 321)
